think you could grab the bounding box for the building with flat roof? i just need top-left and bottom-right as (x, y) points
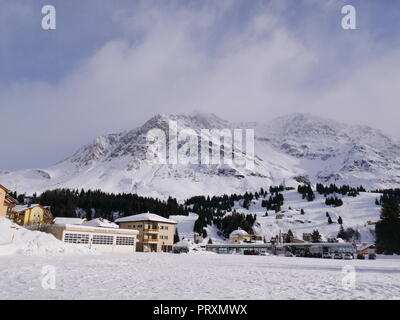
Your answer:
(276, 242), (355, 257)
(115, 212), (177, 252)
(206, 243), (274, 255)
(30, 223), (139, 253)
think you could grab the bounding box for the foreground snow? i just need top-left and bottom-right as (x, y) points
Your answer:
(0, 252), (399, 300)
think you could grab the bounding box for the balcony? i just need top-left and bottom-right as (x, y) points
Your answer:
(142, 238), (158, 243)
(143, 228), (159, 233)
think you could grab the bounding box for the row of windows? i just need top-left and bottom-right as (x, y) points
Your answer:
(93, 235), (114, 245)
(126, 224), (169, 230)
(128, 224), (143, 229)
(64, 233), (90, 244)
(64, 233), (135, 246)
(116, 236), (135, 246)
(140, 235), (169, 240)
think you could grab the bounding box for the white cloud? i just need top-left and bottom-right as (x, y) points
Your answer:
(0, 0), (399, 169)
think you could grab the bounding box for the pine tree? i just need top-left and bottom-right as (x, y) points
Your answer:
(338, 216), (343, 225)
(300, 208), (305, 215)
(337, 225), (346, 240)
(208, 238), (213, 244)
(311, 230), (321, 243)
(328, 217), (333, 224)
(174, 228), (180, 244)
(376, 197), (400, 254)
(285, 229), (294, 243)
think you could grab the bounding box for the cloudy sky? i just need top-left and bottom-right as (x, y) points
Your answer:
(1, 0), (399, 170)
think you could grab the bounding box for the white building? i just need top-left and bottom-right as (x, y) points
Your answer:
(32, 218), (139, 253)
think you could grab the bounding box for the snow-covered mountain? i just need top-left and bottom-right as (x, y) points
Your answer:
(1, 112), (400, 198)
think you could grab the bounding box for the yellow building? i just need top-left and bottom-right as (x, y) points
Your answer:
(0, 184), (18, 217)
(115, 212), (176, 252)
(9, 204), (54, 226)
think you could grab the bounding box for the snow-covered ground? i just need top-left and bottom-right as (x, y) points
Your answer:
(0, 252), (399, 300)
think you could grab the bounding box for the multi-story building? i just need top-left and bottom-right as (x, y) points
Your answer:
(115, 212), (177, 252)
(0, 184), (18, 218)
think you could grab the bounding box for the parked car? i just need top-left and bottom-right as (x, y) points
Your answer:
(344, 253), (354, 260)
(334, 253), (343, 259)
(368, 253), (377, 260)
(323, 252), (332, 259)
(244, 250), (260, 256)
(357, 253), (365, 260)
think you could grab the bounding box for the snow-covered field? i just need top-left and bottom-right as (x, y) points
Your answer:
(0, 252), (399, 300)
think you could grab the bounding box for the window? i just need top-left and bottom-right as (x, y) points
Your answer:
(116, 236), (135, 246)
(92, 235), (114, 245)
(64, 233), (89, 244)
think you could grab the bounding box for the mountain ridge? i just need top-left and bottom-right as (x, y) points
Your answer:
(1, 112), (399, 198)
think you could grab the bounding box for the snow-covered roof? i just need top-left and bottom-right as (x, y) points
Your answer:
(13, 204), (42, 212)
(229, 228), (250, 238)
(356, 243), (376, 251)
(84, 218), (119, 229)
(115, 212), (177, 224)
(53, 217), (86, 225)
(173, 238), (192, 248)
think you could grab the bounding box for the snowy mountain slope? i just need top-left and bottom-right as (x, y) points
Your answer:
(245, 190), (379, 243)
(170, 213), (226, 244)
(173, 190), (380, 244)
(1, 112), (400, 198)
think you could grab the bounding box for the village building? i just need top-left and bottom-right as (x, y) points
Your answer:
(30, 218), (139, 253)
(8, 204), (54, 226)
(356, 243), (377, 255)
(229, 228), (252, 243)
(302, 233), (313, 242)
(276, 242), (356, 257)
(115, 212), (177, 252)
(206, 243), (274, 255)
(0, 184), (18, 218)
